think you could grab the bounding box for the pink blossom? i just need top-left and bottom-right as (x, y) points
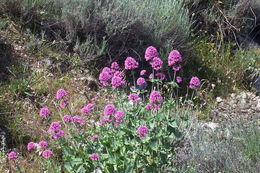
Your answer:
(111, 75), (125, 89)
(91, 135), (99, 140)
(27, 142), (37, 151)
(115, 111), (125, 124)
(40, 107), (51, 117)
(63, 115), (72, 122)
(113, 71), (124, 77)
(149, 73), (154, 79)
(103, 104), (116, 116)
(90, 153), (99, 160)
(172, 65), (182, 71)
(145, 46), (159, 61)
(155, 73), (166, 80)
(149, 91), (163, 103)
(60, 104), (67, 109)
(145, 104), (153, 110)
(39, 141), (48, 148)
(41, 150), (53, 159)
(111, 62), (120, 69)
(7, 152), (17, 160)
(128, 93), (141, 102)
(56, 89), (68, 99)
(99, 118), (110, 125)
(140, 70), (146, 76)
(124, 57), (139, 70)
(99, 70), (112, 86)
(149, 57), (163, 71)
(51, 130), (64, 140)
(189, 77), (201, 89)
(137, 77), (147, 86)
(176, 76), (182, 83)
(81, 104), (94, 115)
(168, 50), (183, 66)
(72, 116), (85, 126)
(49, 122), (62, 133)
(137, 125), (149, 135)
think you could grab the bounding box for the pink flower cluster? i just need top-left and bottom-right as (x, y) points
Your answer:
(168, 50), (183, 71)
(176, 76), (182, 83)
(137, 125), (149, 139)
(149, 57), (163, 71)
(27, 141), (48, 151)
(90, 153), (99, 160)
(145, 46), (159, 61)
(189, 76), (201, 89)
(145, 91), (163, 112)
(124, 57), (139, 70)
(49, 122), (64, 140)
(100, 104), (125, 125)
(111, 62), (119, 70)
(155, 73), (166, 80)
(41, 150), (53, 159)
(26, 140), (51, 159)
(63, 115), (86, 127)
(140, 70), (146, 76)
(128, 93), (141, 102)
(99, 63), (125, 89)
(7, 151), (17, 160)
(40, 107), (51, 117)
(81, 104), (94, 115)
(91, 135), (99, 140)
(56, 89), (69, 108)
(137, 77), (147, 86)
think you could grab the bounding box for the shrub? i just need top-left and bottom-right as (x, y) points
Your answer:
(175, 117), (260, 173)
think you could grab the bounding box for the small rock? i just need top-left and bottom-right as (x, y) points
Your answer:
(202, 122), (220, 131)
(216, 97), (222, 103)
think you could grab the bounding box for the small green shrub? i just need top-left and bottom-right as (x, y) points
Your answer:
(176, 118), (260, 173)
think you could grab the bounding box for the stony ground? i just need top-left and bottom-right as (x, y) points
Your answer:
(211, 91), (260, 122)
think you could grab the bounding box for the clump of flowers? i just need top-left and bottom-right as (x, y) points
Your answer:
(56, 89), (69, 108)
(189, 76), (201, 89)
(39, 141), (48, 148)
(56, 89), (68, 99)
(81, 104), (94, 115)
(90, 153), (99, 161)
(40, 107), (51, 117)
(145, 46), (159, 61)
(155, 73), (166, 80)
(99, 67), (113, 86)
(27, 142), (37, 151)
(72, 115), (85, 126)
(103, 104), (117, 116)
(176, 76), (182, 83)
(128, 93), (141, 102)
(146, 91), (163, 112)
(41, 150), (53, 159)
(140, 70), (146, 76)
(124, 57), (139, 70)
(111, 75), (125, 89)
(168, 50), (183, 71)
(49, 122), (64, 139)
(63, 115), (72, 122)
(7, 151), (18, 160)
(114, 111), (125, 124)
(137, 125), (149, 139)
(111, 62), (119, 70)
(149, 91), (163, 103)
(149, 57), (163, 71)
(91, 135), (99, 140)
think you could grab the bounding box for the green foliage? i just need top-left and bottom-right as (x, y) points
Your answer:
(58, 98), (186, 172)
